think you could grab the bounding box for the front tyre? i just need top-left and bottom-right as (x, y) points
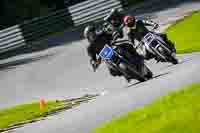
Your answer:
(170, 52), (179, 64)
(171, 57), (178, 64)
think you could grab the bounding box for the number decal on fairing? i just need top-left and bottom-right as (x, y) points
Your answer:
(99, 45), (113, 60)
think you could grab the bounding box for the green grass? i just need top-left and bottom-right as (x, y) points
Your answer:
(166, 11), (200, 54)
(0, 94), (96, 130)
(93, 82), (200, 133)
(0, 101), (65, 129)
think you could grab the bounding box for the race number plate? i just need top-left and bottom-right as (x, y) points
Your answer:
(143, 33), (154, 44)
(99, 45), (113, 60)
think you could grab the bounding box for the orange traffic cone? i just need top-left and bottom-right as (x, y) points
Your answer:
(40, 98), (46, 110)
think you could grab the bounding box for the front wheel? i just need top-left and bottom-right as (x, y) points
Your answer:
(171, 57), (178, 64)
(169, 52), (179, 64)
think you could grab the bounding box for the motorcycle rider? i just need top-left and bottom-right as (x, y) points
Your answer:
(84, 24), (122, 77)
(123, 15), (176, 59)
(104, 8), (125, 39)
(84, 24), (140, 82)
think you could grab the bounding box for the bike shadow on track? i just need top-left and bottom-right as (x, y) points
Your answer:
(125, 72), (171, 88)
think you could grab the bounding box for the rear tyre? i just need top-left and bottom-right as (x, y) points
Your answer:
(130, 65), (148, 82)
(146, 69), (153, 79)
(142, 64), (153, 80)
(119, 62), (147, 82)
(138, 77), (148, 82)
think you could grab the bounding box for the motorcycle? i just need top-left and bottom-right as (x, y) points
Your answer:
(93, 39), (153, 82)
(135, 28), (178, 64)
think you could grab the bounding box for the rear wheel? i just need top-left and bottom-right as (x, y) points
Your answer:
(137, 77), (148, 82)
(119, 62), (147, 82)
(145, 66), (153, 79)
(141, 64), (153, 80)
(169, 52), (179, 64)
(127, 63), (148, 82)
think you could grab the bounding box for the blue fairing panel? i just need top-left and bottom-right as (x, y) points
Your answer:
(99, 45), (113, 60)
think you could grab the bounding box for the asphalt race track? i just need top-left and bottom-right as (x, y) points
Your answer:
(0, 0), (200, 133)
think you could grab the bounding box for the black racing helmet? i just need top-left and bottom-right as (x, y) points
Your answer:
(104, 8), (124, 27)
(83, 24), (97, 42)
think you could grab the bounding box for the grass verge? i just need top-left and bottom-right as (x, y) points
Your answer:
(0, 94), (97, 131)
(166, 11), (200, 54)
(93, 82), (200, 133)
(0, 101), (65, 129)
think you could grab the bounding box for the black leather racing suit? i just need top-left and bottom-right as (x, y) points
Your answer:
(104, 10), (124, 38)
(87, 30), (122, 77)
(87, 28), (141, 79)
